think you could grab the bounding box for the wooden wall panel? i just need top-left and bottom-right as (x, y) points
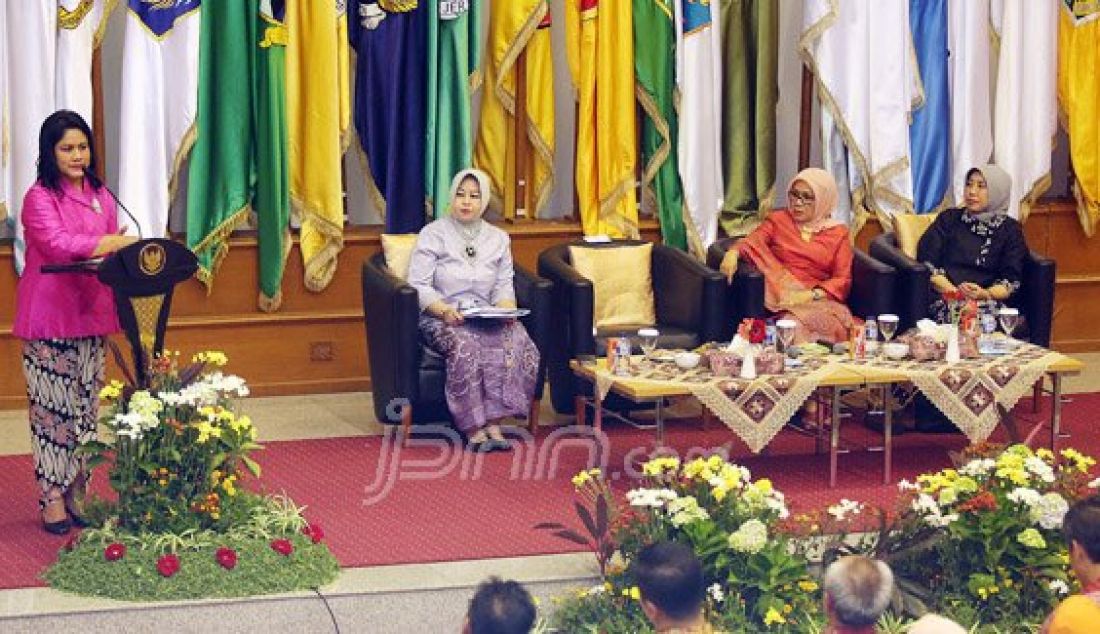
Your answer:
(1, 207), (1094, 410)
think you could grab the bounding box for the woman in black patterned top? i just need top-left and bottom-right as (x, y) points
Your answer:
(916, 164), (1030, 323)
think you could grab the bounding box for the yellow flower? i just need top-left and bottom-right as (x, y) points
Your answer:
(642, 457), (680, 476)
(193, 351), (229, 366)
(782, 604), (793, 614)
(222, 475), (238, 497)
(629, 586), (641, 601)
(604, 582), (613, 592)
(798, 580), (819, 592)
(230, 415), (253, 433)
(977, 588), (988, 600)
(1037, 448), (1055, 461)
(764, 607), (787, 626)
(755, 478), (773, 493)
(195, 421), (221, 444)
(98, 380), (125, 401)
(158, 478), (168, 486)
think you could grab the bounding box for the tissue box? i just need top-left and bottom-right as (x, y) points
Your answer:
(909, 334), (945, 361)
(705, 350), (742, 377)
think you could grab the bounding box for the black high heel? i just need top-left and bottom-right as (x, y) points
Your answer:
(42, 496), (71, 536)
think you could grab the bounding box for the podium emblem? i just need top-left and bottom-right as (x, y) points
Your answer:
(139, 243), (166, 276)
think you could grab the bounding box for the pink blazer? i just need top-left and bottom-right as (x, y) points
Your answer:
(13, 180), (121, 340)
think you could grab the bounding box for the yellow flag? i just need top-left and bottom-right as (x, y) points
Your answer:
(565, 0), (638, 238)
(287, 1), (349, 292)
(474, 1), (555, 219)
(1058, 3), (1100, 236)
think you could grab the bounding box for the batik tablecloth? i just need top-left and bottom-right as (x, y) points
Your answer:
(589, 356), (841, 453)
(839, 343), (1062, 443)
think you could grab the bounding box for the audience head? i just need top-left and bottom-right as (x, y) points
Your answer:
(37, 109), (101, 192)
(1063, 495), (1100, 583)
(632, 541), (706, 626)
(823, 555), (894, 628)
(908, 613), (967, 634)
(787, 167), (839, 231)
(450, 168), (491, 223)
(963, 164), (1012, 216)
(464, 577), (536, 634)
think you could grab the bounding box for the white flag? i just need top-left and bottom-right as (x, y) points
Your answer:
(675, 0), (723, 258)
(947, 0), (993, 207)
(5, 3), (58, 273)
(991, 0), (1058, 221)
(820, 107), (856, 227)
(0, 2), (9, 226)
(56, 1), (110, 123)
(800, 0), (919, 227)
(117, 0), (201, 239)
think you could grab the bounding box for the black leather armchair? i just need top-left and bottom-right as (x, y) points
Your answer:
(706, 237), (896, 339)
(538, 240), (726, 415)
(869, 232), (1055, 346)
(361, 253), (552, 436)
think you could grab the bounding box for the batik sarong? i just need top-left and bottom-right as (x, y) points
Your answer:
(22, 337), (105, 509)
(419, 317), (539, 432)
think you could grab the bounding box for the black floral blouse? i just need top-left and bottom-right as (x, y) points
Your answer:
(916, 208), (1029, 294)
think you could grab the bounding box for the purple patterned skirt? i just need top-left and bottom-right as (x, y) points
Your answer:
(419, 316), (539, 432)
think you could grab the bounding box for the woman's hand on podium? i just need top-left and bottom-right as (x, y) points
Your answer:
(93, 228), (139, 257)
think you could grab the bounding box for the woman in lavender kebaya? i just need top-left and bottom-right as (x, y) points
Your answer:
(406, 169), (540, 452)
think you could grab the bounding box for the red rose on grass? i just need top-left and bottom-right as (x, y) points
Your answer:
(156, 553), (181, 577)
(302, 523), (325, 544)
(215, 547), (238, 570)
(104, 542), (126, 562)
(270, 538), (294, 556)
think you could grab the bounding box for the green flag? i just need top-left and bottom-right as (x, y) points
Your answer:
(634, 0), (685, 250)
(720, 0), (778, 233)
(426, 1), (482, 217)
(255, 4), (290, 311)
(186, 1), (255, 289)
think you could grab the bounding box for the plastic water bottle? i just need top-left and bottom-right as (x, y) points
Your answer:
(764, 320), (777, 349)
(865, 317), (878, 355)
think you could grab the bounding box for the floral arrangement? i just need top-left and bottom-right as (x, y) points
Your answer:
(81, 349), (260, 533)
(547, 444), (1099, 631)
(738, 318), (768, 345)
(549, 456), (822, 632)
(47, 348), (339, 601)
(940, 289), (979, 331)
(888, 444), (1096, 625)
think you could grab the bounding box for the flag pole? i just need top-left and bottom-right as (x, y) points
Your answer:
(798, 63), (812, 171)
(510, 48), (531, 223)
(92, 43), (106, 183)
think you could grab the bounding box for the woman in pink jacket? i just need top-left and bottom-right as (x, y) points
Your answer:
(14, 111), (136, 534)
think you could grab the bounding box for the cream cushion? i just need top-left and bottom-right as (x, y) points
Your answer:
(569, 243), (656, 328)
(893, 212), (940, 260)
(380, 234), (419, 280)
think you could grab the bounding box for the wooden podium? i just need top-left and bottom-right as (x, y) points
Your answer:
(43, 239), (198, 387)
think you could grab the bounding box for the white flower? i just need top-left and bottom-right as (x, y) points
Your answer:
(128, 390), (164, 418)
(1007, 487), (1042, 508)
(1031, 493), (1069, 530)
(897, 479), (921, 492)
(707, 583), (725, 604)
(1024, 456), (1056, 483)
(1049, 579), (1070, 596)
(1088, 477), (1100, 489)
(911, 493), (957, 528)
(937, 488), (958, 506)
(828, 499), (863, 522)
(626, 488), (679, 509)
(959, 458), (996, 478)
(587, 584), (606, 596)
(667, 496), (710, 527)
(728, 519), (768, 554)
(207, 372), (250, 397)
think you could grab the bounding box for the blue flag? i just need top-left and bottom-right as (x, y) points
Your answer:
(909, 0), (950, 214)
(349, 1), (428, 234)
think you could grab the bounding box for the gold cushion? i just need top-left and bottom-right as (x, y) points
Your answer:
(381, 233), (419, 281)
(569, 243), (656, 328)
(893, 212), (940, 260)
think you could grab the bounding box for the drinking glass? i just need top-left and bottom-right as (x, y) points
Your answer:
(998, 307), (1020, 339)
(638, 328), (660, 360)
(775, 319), (797, 354)
(878, 314), (899, 344)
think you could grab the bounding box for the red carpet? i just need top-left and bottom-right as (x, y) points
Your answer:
(1, 393), (1096, 590)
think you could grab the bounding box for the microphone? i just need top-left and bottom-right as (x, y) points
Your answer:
(87, 168), (144, 240)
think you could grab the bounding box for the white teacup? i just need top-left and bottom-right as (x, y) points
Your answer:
(674, 351), (701, 369)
